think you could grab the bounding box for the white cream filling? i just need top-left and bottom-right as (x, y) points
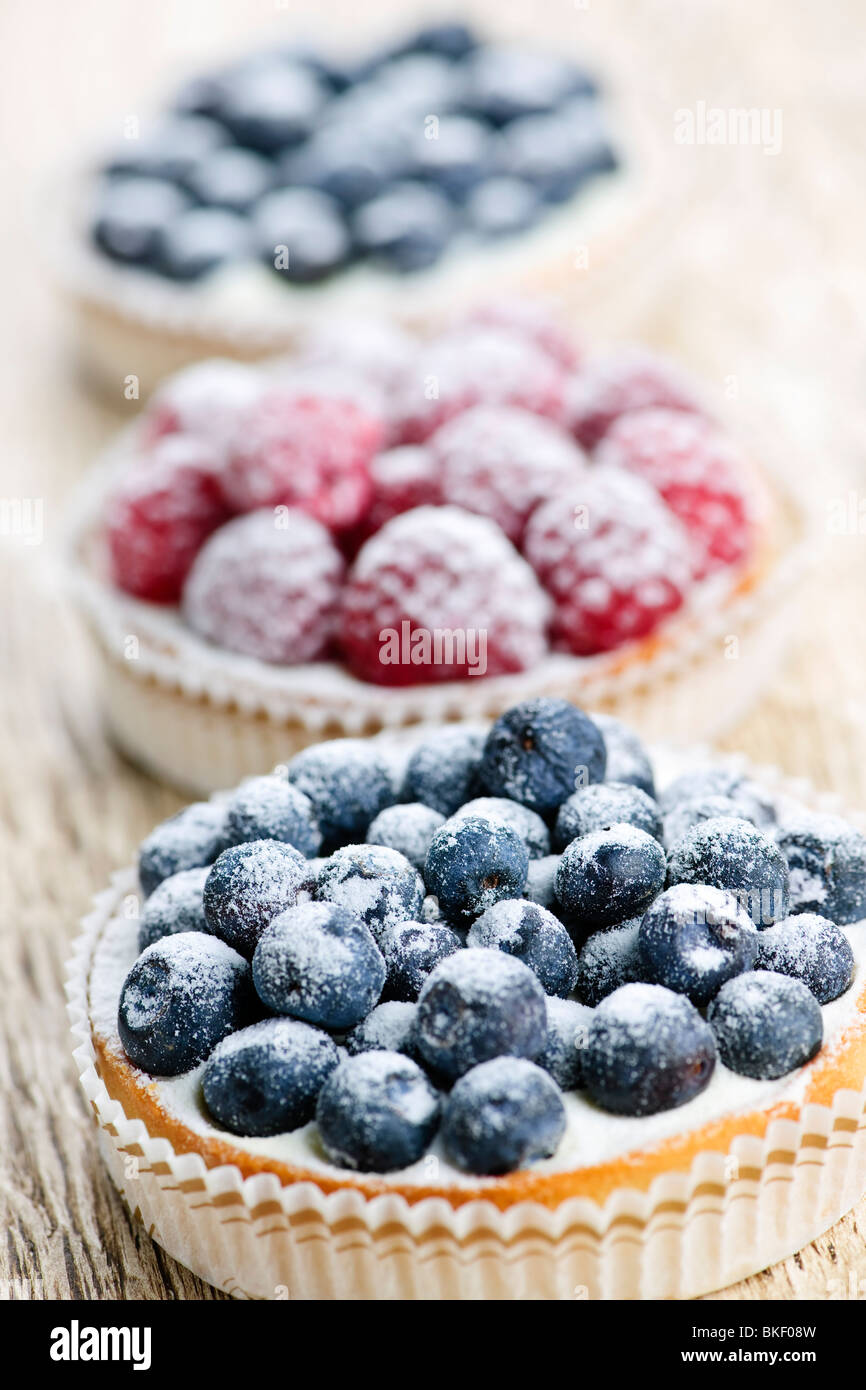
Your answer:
(87, 748), (866, 1189)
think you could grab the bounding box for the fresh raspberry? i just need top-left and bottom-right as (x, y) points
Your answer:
(431, 405), (587, 544)
(565, 348), (703, 451)
(523, 466), (694, 655)
(456, 298), (581, 368)
(338, 504), (551, 686)
(220, 387), (384, 532)
(596, 409), (753, 577)
(142, 359), (264, 453)
(298, 315), (417, 398)
(348, 446), (442, 549)
(393, 327), (567, 443)
(105, 436), (229, 603)
(182, 508), (345, 664)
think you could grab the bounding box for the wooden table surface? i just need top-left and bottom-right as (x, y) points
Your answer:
(1, 0), (865, 1300)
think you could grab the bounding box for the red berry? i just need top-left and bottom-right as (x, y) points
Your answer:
(596, 409), (753, 577)
(338, 505), (551, 686)
(565, 348), (703, 451)
(182, 508), (345, 664)
(143, 359), (264, 453)
(432, 405), (587, 544)
(220, 387), (384, 532)
(523, 467), (694, 655)
(351, 445), (442, 548)
(456, 298), (581, 368)
(299, 315), (416, 398)
(105, 436), (229, 603)
(393, 328), (567, 443)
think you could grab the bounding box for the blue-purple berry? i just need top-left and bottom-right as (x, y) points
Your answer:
(253, 901), (385, 1031)
(441, 1058), (565, 1175)
(555, 824), (665, 931)
(583, 983), (716, 1116)
(346, 1001), (419, 1059)
(287, 739), (393, 849)
(401, 726), (484, 816)
(554, 781), (661, 851)
(452, 797), (550, 859)
(539, 997), (593, 1090)
(573, 918), (645, 1006)
(666, 816), (789, 927)
(202, 1017), (340, 1136)
(316, 1051), (440, 1172)
(316, 844), (424, 941)
(415, 947), (546, 1079)
(203, 840), (310, 957)
(366, 802), (445, 872)
(639, 884), (758, 1007)
(480, 698), (606, 815)
(118, 932), (255, 1076)
(138, 799), (231, 898)
(424, 816), (528, 922)
(379, 919), (462, 1001)
(708, 971), (823, 1079)
(756, 913), (855, 1004)
(138, 866), (210, 950)
(225, 775), (322, 857)
(467, 898), (577, 997)
(776, 812), (866, 924)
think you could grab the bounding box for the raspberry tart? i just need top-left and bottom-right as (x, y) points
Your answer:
(69, 698), (866, 1300)
(55, 20), (666, 393)
(68, 305), (804, 794)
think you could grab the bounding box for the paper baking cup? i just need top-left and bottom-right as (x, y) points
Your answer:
(67, 761), (866, 1300)
(66, 415), (810, 797)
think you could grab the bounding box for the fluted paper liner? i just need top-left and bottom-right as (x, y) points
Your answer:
(67, 760), (866, 1300)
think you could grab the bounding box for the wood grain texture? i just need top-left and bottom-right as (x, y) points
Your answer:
(0, 0), (864, 1301)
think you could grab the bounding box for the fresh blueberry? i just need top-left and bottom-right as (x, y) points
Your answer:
(538, 997), (594, 1090)
(415, 947), (546, 1079)
(184, 146), (274, 212)
(254, 187), (351, 283)
(583, 983), (716, 1116)
(465, 175), (542, 238)
(139, 799), (231, 897)
(777, 812), (866, 924)
(92, 176), (191, 266)
(316, 1051), (440, 1171)
(317, 844), (424, 940)
(593, 713), (655, 798)
(662, 793), (767, 852)
(398, 22), (479, 62)
(502, 106), (615, 203)
(225, 776), (321, 857)
(154, 207), (251, 280)
(352, 181), (454, 273)
(424, 817), (529, 923)
(660, 768), (775, 827)
(214, 59), (326, 152)
(708, 971), (823, 1079)
(451, 797), (551, 859)
(573, 918), (645, 1006)
(407, 116), (497, 201)
(138, 866), (210, 950)
(524, 854), (561, 910)
(460, 47), (593, 125)
(366, 802), (445, 873)
(287, 739), (393, 850)
(379, 920), (462, 1002)
(441, 1057), (565, 1174)
(638, 884), (758, 1007)
(401, 726), (485, 817)
(105, 115), (228, 181)
(555, 824), (665, 931)
(118, 931), (256, 1076)
(253, 901), (384, 1031)
(202, 1017), (340, 1136)
(346, 1000), (419, 1058)
(479, 698), (606, 815)
(554, 781), (662, 851)
(666, 816), (790, 927)
(281, 125), (404, 211)
(467, 899), (577, 997)
(756, 913), (855, 1004)
(203, 840), (311, 957)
